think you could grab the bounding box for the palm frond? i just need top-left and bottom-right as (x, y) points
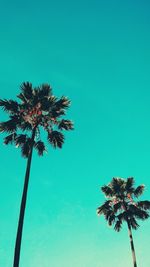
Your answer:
(129, 217), (139, 230)
(21, 138), (32, 158)
(128, 204), (149, 220)
(118, 211), (127, 222)
(50, 96), (70, 118)
(136, 210), (149, 220)
(104, 209), (114, 221)
(34, 140), (46, 156)
(137, 201), (150, 210)
(101, 185), (113, 197)
(97, 201), (112, 216)
(31, 89), (40, 105)
(134, 185), (145, 198)
(40, 96), (56, 111)
(19, 82), (33, 100)
(108, 214), (116, 226)
(55, 96), (71, 109)
(114, 220), (122, 232)
(125, 177), (134, 193)
(37, 84), (52, 98)
(48, 131), (64, 148)
(15, 134), (27, 147)
(58, 119), (74, 130)
(19, 121), (32, 131)
(111, 178), (124, 195)
(17, 93), (28, 103)
(51, 109), (65, 118)
(4, 133), (17, 145)
(0, 119), (18, 133)
(0, 99), (19, 114)
(113, 201), (123, 213)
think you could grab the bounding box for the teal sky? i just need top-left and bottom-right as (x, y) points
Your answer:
(0, 0), (150, 266)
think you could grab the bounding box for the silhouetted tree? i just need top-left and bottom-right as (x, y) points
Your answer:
(0, 82), (73, 267)
(97, 177), (150, 267)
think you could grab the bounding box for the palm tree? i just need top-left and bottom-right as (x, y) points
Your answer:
(97, 177), (150, 267)
(0, 82), (73, 267)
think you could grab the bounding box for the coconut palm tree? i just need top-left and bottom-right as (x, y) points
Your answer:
(97, 177), (150, 267)
(0, 82), (73, 267)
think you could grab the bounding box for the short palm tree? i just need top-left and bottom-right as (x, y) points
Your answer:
(0, 82), (73, 267)
(97, 177), (150, 267)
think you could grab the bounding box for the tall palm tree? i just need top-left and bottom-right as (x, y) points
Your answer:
(0, 82), (73, 267)
(97, 177), (150, 267)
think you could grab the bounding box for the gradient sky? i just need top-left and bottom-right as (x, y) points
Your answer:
(0, 0), (150, 266)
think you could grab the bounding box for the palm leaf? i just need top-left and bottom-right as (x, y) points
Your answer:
(128, 204), (149, 220)
(15, 134), (27, 147)
(21, 138), (32, 158)
(17, 93), (28, 103)
(48, 131), (64, 148)
(19, 121), (32, 131)
(113, 201), (123, 213)
(4, 133), (17, 145)
(34, 140), (46, 156)
(101, 185), (113, 197)
(97, 200), (112, 215)
(51, 109), (65, 118)
(134, 185), (145, 198)
(20, 82), (33, 100)
(125, 177), (134, 193)
(50, 96), (70, 118)
(37, 84), (52, 98)
(129, 217), (139, 230)
(58, 119), (74, 130)
(137, 201), (150, 210)
(0, 119), (18, 133)
(114, 220), (122, 232)
(104, 209), (113, 220)
(40, 97), (55, 111)
(135, 210), (149, 220)
(0, 99), (19, 114)
(108, 214), (116, 226)
(118, 211), (127, 222)
(111, 178), (124, 195)
(55, 96), (71, 109)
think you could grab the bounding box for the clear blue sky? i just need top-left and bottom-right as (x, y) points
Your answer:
(0, 0), (150, 266)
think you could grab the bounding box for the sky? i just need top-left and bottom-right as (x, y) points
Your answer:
(0, 0), (150, 266)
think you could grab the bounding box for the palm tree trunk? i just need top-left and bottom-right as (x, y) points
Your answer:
(13, 127), (36, 267)
(127, 221), (137, 267)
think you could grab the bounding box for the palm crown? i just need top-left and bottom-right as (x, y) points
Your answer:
(0, 82), (73, 157)
(97, 177), (150, 231)
(0, 82), (73, 267)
